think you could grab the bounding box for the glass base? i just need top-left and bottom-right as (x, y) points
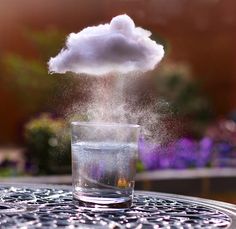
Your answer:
(73, 195), (132, 211)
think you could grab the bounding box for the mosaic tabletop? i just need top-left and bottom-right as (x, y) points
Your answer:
(0, 184), (236, 228)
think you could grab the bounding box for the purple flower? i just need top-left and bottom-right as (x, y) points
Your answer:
(138, 137), (162, 170)
(172, 138), (197, 169)
(138, 136), (214, 170)
(214, 141), (234, 167)
(197, 137), (213, 167)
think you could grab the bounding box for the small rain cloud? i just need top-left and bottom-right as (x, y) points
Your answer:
(48, 14), (164, 76)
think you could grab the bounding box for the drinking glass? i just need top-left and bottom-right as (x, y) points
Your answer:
(71, 122), (140, 210)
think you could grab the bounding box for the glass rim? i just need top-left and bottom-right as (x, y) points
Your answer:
(71, 121), (140, 128)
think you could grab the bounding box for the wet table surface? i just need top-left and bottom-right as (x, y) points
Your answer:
(0, 184), (236, 228)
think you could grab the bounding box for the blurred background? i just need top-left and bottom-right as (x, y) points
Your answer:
(1, 0), (236, 203)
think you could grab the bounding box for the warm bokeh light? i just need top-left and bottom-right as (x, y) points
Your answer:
(0, 0), (236, 204)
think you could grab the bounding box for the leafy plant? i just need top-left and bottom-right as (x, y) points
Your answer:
(155, 63), (213, 136)
(24, 113), (71, 174)
(1, 29), (77, 116)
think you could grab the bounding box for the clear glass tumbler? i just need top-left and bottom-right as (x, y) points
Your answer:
(71, 122), (140, 210)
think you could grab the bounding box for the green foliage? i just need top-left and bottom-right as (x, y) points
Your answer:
(3, 54), (56, 112)
(155, 63), (213, 136)
(24, 113), (71, 174)
(156, 64), (212, 117)
(0, 168), (17, 177)
(136, 160), (145, 173)
(1, 28), (75, 114)
(1, 28), (78, 173)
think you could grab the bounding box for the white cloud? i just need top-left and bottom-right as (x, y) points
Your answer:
(48, 14), (164, 76)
